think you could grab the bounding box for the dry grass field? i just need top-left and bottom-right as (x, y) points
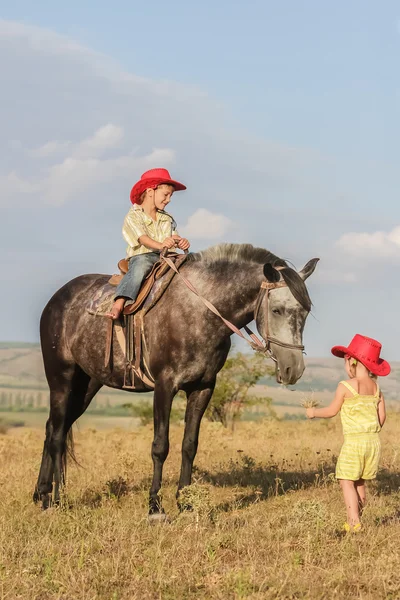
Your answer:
(1, 414), (400, 599)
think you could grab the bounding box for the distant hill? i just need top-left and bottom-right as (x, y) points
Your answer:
(0, 343), (398, 401)
(262, 357), (400, 400)
(0, 344), (45, 388)
(0, 342), (39, 349)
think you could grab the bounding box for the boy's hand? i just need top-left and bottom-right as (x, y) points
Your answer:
(170, 234), (190, 251)
(306, 408), (315, 419)
(162, 236), (178, 249)
(177, 238), (190, 251)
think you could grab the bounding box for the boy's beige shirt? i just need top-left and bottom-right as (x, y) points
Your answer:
(122, 205), (178, 257)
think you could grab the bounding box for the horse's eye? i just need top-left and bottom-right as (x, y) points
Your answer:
(272, 308), (281, 315)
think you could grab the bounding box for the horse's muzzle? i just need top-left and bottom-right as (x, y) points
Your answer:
(275, 353), (305, 385)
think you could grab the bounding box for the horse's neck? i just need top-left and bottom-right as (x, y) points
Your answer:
(229, 263), (263, 326)
(185, 261), (262, 328)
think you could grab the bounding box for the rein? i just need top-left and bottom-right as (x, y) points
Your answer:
(161, 253), (305, 360)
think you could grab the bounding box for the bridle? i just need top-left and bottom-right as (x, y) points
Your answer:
(160, 253), (305, 362)
(251, 279), (305, 362)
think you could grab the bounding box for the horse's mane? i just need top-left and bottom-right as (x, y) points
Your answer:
(187, 243), (282, 266)
(187, 243), (312, 312)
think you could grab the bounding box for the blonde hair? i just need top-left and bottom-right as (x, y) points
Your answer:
(138, 190), (148, 204)
(347, 358), (377, 380)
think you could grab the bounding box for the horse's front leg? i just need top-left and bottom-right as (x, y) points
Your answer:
(177, 382), (215, 509)
(149, 378), (175, 520)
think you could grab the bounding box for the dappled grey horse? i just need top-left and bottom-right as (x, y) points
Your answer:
(34, 243), (318, 517)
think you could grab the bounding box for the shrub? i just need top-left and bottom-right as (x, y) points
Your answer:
(206, 352), (275, 429)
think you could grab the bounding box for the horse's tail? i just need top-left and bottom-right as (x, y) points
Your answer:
(62, 428), (80, 482)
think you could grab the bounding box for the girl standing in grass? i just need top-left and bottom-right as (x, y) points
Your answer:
(306, 334), (390, 532)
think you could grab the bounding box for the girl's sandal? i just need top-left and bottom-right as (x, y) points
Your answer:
(343, 522), (362, 533)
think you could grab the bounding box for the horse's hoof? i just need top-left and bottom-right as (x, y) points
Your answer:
(39, 506), (57, 517)
(41, 494), (52, 511)
(148, 512), (169, 524)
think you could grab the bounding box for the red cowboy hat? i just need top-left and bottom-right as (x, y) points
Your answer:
(331, 334), (391, 376)
(130, 168), (186, 204)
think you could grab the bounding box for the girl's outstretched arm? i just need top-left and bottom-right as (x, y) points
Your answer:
(306, 383), (346, 419)
(378, 392), (386, 427)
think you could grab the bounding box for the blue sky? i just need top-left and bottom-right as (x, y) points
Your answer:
(1, 2), (399, 359)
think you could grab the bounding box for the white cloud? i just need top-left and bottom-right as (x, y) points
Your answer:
(0, 17), (321, 215)
(27, 124), (123, 160)
(43, 145), (175, 205)
(181, 208), (235, 240)
(0, 19), (322, 212)
(336, 225), (400, 259)
(28, 140), (72, 158)
(72, 124), (124, 159)
(0, 171), (39, 196)
(0, 19), (204, 96)
(0, 133), (175, 206)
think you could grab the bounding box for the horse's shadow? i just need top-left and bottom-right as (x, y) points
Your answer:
(75, 460), (400, 516)
(193, 455), (337, 513)
(194, 460), (400, 515)
(374, 470), (400, 495)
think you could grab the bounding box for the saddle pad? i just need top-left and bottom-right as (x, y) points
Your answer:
(86, 282), (116, 316)
(86, 272), (170, 317)
(86, 254), (187, 317)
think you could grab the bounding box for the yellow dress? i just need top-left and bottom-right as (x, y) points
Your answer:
(335, 381), (381, 481)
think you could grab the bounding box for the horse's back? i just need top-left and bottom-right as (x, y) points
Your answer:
(42, 274), (109, 315)
(40, 274), (110, 364)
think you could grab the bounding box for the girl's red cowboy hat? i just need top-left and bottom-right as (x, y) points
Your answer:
(331, 334), (391, 376)
(130, 168), (186, 204)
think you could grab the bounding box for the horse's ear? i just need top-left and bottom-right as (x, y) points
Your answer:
(299, 258), (319, 281)
(263, 263), (281, 283)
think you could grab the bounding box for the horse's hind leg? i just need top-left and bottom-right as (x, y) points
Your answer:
(33, 417), (54, 507)
(64, 377), (103, 431)
(34, 380), (71, 508)
(52, 376), (102, 504)
(34, 369), (102, 509)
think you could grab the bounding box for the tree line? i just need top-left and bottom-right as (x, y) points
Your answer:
(0, 391), (114, 411)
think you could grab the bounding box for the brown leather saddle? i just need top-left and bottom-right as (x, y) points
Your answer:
(108, 253), (184, 316)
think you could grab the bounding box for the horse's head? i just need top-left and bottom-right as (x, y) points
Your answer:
(255, 258), (319, 385)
